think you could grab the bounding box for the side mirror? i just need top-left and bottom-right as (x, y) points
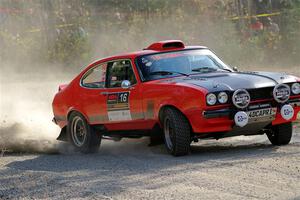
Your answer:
(233, 66), (238, 72)
(121, 80), (131, 89)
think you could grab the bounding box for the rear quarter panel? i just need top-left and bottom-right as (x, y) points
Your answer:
(52, 83), (73, 128)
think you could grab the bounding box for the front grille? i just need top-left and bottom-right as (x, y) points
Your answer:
(246, 84), (299, 102)
(247, 87), (274, 101)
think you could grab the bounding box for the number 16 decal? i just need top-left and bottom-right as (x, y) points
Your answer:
(119, 92), (129, 103)
(107, 92), (131, 121)
(107, 92), (130, 106)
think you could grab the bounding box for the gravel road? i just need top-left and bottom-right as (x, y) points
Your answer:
(1, 128), (300, 200)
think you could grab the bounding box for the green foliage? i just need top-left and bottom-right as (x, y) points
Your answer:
(0, 0), (299, 68)
(48, 27), (90, 64)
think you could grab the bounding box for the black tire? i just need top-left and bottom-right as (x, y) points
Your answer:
(267, 122), (292, 145)
(162, 108), (191, 156)
(67, 112), (101, 153)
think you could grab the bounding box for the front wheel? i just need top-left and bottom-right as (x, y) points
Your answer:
(67, 112), (101, 153)
(163, 108), (191, 156)
(267, 123), (292, 145)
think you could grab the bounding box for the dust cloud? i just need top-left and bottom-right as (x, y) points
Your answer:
(0, 63), (149, 154)
(0, 64), (71, 154)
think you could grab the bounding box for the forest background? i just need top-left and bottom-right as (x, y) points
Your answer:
(0, 0), (300, 72)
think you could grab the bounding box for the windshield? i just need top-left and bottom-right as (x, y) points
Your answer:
(136, 49), (232, 81)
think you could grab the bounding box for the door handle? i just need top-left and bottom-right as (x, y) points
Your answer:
(100, 92), (109, 96)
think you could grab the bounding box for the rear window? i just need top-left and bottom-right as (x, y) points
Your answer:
(81, 64), (107, 88)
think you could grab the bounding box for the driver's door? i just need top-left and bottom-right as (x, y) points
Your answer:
(103, 59), (144, 130)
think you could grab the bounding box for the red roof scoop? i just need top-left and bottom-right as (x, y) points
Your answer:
(145, 40), (185, 51)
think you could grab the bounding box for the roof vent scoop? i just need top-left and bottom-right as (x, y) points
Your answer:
(145, 40), (185, 51)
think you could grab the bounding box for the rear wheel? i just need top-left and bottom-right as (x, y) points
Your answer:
(67, 112), (101, 153)
(163, 108), (191, 156)
(267, 123), (292, 145)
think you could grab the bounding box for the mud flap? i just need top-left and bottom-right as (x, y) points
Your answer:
(56, 127), (68, 141)
(149, 124), (164, 146)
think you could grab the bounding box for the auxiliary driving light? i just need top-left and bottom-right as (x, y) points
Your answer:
(291, 83), (300, 95)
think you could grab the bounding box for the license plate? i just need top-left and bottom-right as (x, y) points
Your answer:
(247, 108), (277, 119)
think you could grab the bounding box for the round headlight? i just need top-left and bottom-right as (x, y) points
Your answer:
(206, 93), (217, 105)
(291, 83), (300, 95)
(218, 92), (228, 104)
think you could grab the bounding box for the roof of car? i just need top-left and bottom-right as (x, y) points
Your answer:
(81, 41), (208, 75)
(102, 45), (208, 61)
(90, 41), (207, 66)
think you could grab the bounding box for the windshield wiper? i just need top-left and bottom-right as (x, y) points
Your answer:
(192, 67), (217, 72)
(149, 71), (189, 77)
(220, 68), (233, 72)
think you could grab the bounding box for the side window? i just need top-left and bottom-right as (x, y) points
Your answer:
(81, 64), (107, 88)
(106, 60), (137, 88)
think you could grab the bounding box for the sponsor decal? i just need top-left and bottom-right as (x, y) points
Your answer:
(232, 89), (251, 109)
(246, 108), (277, 123)
(107, 92), (132, 121)
(107, 93), (118, 101)
(280, 104), (294, 120)
(273, 84), (290, 103)
(247, 108), (276, 118)
(150, 53), (185, 60)
(234, 111), (248, 127)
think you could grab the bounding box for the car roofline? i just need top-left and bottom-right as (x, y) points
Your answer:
(77, 46), (209, 78)
(93, 46), (208, 63)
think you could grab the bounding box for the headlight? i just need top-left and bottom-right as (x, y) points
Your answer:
(206, 93), (217, 105)
(218, 92), (228, 104)
(291, 83), (300, 95)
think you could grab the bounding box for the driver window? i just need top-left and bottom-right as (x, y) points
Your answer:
(106, 60), (137, 88)
(81, 63), (107, 88)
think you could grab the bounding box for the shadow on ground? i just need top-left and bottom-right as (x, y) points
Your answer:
(3, 140), (290, 173)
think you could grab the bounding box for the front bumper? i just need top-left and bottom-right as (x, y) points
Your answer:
(189, 98), (300, 134)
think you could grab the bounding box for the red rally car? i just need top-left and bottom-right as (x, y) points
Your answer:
(52, 40), (300, 156)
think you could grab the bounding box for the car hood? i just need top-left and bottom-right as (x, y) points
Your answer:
(162, 71), (298, 92)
